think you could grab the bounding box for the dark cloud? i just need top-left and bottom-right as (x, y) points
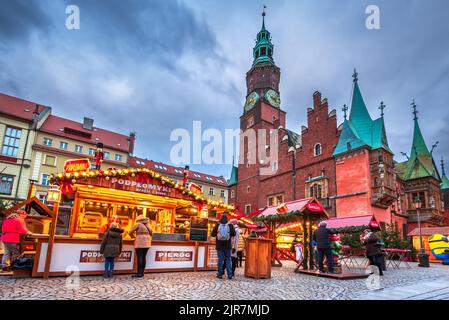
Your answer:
(0, 0), (51, 45)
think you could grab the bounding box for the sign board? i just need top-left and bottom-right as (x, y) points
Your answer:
(64, 159), (91, 173)
(189, 229), (208, 241)
(155, 250), (193, 262)
(79, 250), (132, 263)
(152, 233), (187, 241)
(190, 217), (208, 241)
(207, 246), (218, 268)
(306, 202), (324, 213)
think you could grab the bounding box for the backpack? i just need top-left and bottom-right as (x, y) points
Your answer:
(217, 223), (230, 241)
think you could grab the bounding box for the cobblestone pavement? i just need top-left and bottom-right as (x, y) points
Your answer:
(1, 261), (449, 300)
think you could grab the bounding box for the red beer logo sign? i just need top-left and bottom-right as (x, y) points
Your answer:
(64, 159), (91, 173)
(155, 251), (193, 262)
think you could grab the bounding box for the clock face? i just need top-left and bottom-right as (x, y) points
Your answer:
(244, 91), (260, 112)
(265, 89), (281, 108)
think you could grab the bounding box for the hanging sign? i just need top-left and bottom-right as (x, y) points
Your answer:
(306, 202), (324, 213)
(189, 183), (202, 196)
(64, 159), (91, 173)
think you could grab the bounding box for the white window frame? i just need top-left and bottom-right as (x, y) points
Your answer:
(115, 154), (122, 162)
(208, 187), (215, 196)
(43, 154), (57, 167)
(41, 173), (51, 186)
(245, 204), (252, 215)
(43, 137), (53, 147)
(60, 141), (68, 150)
(75, 145), (83, 153)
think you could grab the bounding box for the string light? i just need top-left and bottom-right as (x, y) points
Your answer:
(49, 167), (236, 211)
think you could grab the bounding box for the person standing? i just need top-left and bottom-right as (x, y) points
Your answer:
(128, 215), (153, 278)
(100, 222), (124, 278)
(312, 221), (335, 273)
(237, 227), (246, 267)
(1, 210), (32, 272)
(361, 229), (384, 276)
(229, 219), (240, 276)
(211, 214), (236, 279)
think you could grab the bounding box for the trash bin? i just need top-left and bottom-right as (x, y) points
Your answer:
(418, 252), (430, 267)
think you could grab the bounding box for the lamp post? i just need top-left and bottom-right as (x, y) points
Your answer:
(43, 186), (62, 278)
(413, 197), (429, 267)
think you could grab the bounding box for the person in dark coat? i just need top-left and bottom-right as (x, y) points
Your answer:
(313, 221), (335, 273)
(100, 222), (124, 278)
(361, 229), (384, 276)
(211, 214), (236, 279)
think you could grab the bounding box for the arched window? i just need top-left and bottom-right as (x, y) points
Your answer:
(314, 143), (322, 156)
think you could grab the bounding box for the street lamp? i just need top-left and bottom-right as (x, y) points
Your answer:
(43, 186), (62, 278)
(413, 197), (430, 267)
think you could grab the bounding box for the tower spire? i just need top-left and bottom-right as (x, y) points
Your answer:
(262, 5), (266, 29)
(411, 99), (418, 120)
(442, 158), (446, 176)
(342, 104), (348, 120)
(352, 68), (358, 83)
(379, 101), (386, 117)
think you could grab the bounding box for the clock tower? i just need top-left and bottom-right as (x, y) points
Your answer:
(242, 9), (284, 122)
(236, 9), (287, 215)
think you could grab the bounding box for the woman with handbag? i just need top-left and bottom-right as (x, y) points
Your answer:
(361, 229), (384, 276)
(128, 215), (153, 278)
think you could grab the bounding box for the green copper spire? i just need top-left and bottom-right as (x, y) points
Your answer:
(403, 101), (441, 180)
(441, 158), (449, 189)
(227, 156), (238, 186)
(253, 6), (274, 66)
(333, 70), (391, 156)
(349, 69), (373, 146)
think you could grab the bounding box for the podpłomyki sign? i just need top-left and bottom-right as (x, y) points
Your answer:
(79, 250), (132, 263)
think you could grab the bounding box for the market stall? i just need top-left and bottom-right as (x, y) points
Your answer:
(28, 164), (234, 277)
(253, 198), (329, 269)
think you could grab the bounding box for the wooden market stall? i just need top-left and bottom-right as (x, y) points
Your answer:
(253, 198), (329, 269)
(27, 166), (234, 277)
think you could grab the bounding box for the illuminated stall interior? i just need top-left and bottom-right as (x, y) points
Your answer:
(49, 167), (233, 241)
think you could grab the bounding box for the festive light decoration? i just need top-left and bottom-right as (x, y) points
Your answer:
(49, 167), (235, 211)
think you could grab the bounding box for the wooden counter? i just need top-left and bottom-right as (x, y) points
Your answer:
(31, 236), (218, 277)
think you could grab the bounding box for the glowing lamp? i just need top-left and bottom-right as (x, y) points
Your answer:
(46, 187), (62, 203)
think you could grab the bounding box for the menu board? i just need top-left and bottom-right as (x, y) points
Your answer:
(189, 217), (208, 242)
(152, 233), (187, 241)
(189, 229), (208, 241)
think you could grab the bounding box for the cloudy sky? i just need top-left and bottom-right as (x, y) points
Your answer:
(1, 0), (448, 179)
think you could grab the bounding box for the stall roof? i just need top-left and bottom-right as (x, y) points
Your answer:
(257, 199), (312, 218)
(323, 215), (379, 231)
(254, 198), (328, 223)
(407, 227), (449, 237)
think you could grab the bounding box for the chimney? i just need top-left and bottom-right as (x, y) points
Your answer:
(83, 117), (94, 131)
(128, 132), (136, 155)
(313, 91), (322, 108)
(31, 104), (40, 130)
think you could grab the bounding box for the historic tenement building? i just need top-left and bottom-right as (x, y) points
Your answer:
(441, 160), (449, 224)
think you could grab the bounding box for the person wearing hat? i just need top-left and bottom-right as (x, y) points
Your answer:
(1, 210), (32, 272)
(312, 221), (335, 273)
(211, 213), (236, 279)
(128, 215), (153, 278)
(100, 222), (124, 278)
